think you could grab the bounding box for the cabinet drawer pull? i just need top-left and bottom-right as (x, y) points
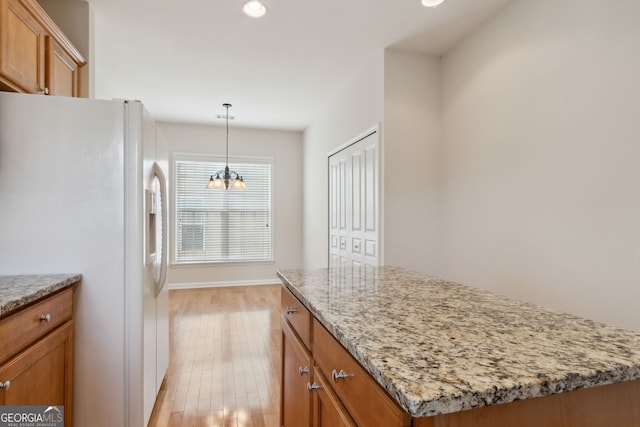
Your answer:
(298, 366), (309, 376)
(285, 307), (298, 315)
(0, 380), (10, 390)
(307, 382), (321, 392)
(39, 314), (51, 322)
(332, 369), (352, 382)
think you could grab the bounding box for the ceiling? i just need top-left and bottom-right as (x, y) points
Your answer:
(88, 0), (512, 131)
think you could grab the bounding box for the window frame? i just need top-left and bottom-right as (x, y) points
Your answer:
(171, 152), (275, 266)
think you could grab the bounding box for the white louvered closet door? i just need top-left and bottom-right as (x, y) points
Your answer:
(329, 130), (379, 269)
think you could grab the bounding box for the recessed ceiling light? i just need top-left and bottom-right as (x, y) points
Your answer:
(421, 0), (445, 7)
(243, 0), (266, 18)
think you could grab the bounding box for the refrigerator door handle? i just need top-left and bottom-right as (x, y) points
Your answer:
(153, 162), (168, 297)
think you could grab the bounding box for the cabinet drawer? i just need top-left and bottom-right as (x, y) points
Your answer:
(0, 287), (73, 363)
(313, 318), (410, 427)
(281, 286), (312, 350)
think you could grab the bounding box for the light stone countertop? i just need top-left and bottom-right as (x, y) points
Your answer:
(0, 274), (81, 317)
(277, 266), (640, 418)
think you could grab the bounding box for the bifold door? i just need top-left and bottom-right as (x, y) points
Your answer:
(329, 130), (379, 269)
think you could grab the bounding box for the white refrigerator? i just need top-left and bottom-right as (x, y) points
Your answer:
(0, 91), (169, 427)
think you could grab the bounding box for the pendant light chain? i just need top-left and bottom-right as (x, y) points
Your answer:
(206, 103), (246, 190)
(225, 103), (230, 167)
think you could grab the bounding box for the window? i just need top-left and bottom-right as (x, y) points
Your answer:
(173, 154), (273, 264)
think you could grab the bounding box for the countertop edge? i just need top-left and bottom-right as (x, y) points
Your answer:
(0, 273), (82, 318)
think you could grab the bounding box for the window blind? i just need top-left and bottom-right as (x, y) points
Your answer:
(174, 156), (273, 264)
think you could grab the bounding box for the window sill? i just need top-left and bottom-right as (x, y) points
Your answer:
(171, 259), (275, 268)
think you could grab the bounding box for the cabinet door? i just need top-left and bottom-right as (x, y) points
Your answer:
(0, 321), (73, 427)
(46, 36), (78, 97)
(312, 367), (356, 427)
(281, 317), (313, 427)
(328, 130), (380, 269)
(0, 0), (46, 93)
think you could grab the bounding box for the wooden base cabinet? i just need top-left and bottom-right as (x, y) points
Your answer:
(0, 0), (85, 97)
(412, 379), (640, 427)
(281, 337), (355, 427)
(281, 316), (313, 427)
(0, 321), (73, 408)
(0, 287), (74, 427)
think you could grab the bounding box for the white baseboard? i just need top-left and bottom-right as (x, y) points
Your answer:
(169, 278), (281, 290)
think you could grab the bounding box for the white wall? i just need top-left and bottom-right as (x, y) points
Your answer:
(440, 0), (640, 332)
(303, 51), (385, 267)
(302, 49), (441, 271)
(383, 49), (441, 273)
(159, 122), (303, 286)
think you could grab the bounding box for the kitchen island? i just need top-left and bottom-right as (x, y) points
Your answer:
(277, 266), (640, 426)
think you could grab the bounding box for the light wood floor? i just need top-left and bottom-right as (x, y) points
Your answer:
(148, 285), (282, 427)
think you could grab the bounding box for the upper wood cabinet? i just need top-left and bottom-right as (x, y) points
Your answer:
(0, 0), (45, 93)
(46, 36), (79, 97)
(0, 0), (85, 97)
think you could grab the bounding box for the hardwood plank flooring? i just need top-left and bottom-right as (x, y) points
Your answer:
(148, 285), (282, 427)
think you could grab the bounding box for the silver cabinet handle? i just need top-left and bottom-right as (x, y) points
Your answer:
(0, 380), (10, 390)
(332, 369), (351, 382)
(307, 382), (321, 391)
(285, 307), (297, 315)
(39, 314), (51, 322)
(41, 87), (49, 95)
(298, 366), (309, 376)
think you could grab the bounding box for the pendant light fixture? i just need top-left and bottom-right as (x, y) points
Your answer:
(206, 103), (246, 190)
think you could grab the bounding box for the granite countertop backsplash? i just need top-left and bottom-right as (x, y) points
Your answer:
(276, 266), (640, 418)
(0, 274), (82, 317)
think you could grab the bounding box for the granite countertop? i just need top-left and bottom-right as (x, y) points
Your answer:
(0, 274), (82, 317)
(277, 266), (640, 418)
